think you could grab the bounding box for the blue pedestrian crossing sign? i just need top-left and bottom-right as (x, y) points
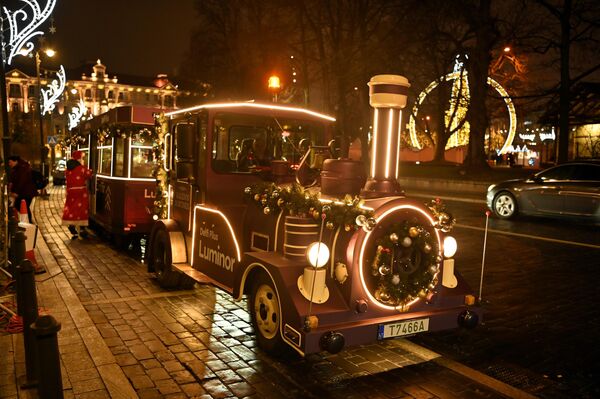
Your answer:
(47, 136), (57, 146)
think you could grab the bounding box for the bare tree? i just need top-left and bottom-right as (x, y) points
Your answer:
(533, 0), (600, 163)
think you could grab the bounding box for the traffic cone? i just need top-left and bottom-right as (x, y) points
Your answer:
(19, 199), (29, 223)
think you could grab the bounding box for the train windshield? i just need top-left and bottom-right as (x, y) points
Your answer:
(211, 112), (331, 173)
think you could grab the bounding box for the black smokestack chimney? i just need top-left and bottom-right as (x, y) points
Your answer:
(361, 75), (410, 198)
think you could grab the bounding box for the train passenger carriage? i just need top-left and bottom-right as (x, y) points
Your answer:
(78, 106), (160, 246)
(146, 75), (481, 356)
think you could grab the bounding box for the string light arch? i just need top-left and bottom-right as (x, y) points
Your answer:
(408, 69), (517, 155)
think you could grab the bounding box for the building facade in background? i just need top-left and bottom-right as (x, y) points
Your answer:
(4, 59), (206, 168)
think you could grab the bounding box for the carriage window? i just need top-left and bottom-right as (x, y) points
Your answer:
(114, 138), (125, 176)
(98, 145), (112, 175)
(131, 146), (154, 178)
(210, 112), (328, 174)
(78, 137), (90, 167)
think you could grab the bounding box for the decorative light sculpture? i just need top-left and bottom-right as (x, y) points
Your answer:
(41, 65), (66, 115)
(68, 99), (87, 130)
(408, 59), (517, 155)
(2, 0), (58, 65)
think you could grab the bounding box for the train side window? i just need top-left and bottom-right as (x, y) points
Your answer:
(98, 144), (113, 175)
(114, 138), (125, 176)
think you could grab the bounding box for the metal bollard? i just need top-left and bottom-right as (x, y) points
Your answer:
(31, 315), (63, 399)
(13, 229), (27, 316)
(18, 260), (39, 388)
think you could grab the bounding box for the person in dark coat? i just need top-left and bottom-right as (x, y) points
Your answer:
(62, 151), (93, 239)
(7, 155), (38, 221)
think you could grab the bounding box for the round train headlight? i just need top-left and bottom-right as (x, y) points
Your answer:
(443, 236), (457, 258)
(306, 242), (330, 268)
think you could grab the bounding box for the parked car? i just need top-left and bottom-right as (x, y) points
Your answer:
(52, 159), (66, 185)
(486, 160), (600, 223)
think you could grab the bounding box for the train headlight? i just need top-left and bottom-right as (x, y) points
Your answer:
(443, 236), (457, 258)
(306, 242), (330, 268)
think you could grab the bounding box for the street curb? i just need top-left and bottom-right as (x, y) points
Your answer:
(33, 199), (139, 398)
(399, 177), (490, 195)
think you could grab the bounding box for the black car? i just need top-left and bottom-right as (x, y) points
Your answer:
(486, 161), (600, 223)
(52, 159), (67, 185)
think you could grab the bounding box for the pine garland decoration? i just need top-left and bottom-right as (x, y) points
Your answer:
(244, 182), (373, 230)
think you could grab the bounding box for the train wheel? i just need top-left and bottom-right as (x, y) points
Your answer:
(151, 229), (180, 289)
(248, 273), (286, 354)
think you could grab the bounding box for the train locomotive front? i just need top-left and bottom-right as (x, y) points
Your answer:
(148, 75), (480, 356)
(238, 76), (478, 355)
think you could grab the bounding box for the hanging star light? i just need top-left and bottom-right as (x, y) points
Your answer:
(41, 65), (66, 115)
(68, 99), (87, 130)
(2, 0), (58, 65)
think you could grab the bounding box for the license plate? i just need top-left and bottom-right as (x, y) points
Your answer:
(378, 318), (429, 339)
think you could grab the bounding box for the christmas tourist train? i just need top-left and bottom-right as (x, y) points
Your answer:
(69, 75), (480, 355)
(71, 106), (160, 247)
(141, 74), (481, 355)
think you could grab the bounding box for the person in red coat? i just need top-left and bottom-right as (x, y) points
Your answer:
(62, 151), (93, 239)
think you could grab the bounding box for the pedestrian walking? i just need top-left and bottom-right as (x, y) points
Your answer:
(7, 155), (38, 222)
(62, 151), (93, 239)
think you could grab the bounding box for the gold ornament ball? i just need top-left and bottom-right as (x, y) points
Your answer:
(263, 207), (271, 215)
(409, 226), (419, 238)
(389, 233), (399, 243)
(391, 274), (400, 285)
(355, 214), (367, 226)
(326, 221), (335, 230)
(253, 194), (261, 202)
(313, 210), (321, 220)
(277, 198), (285, 207)
(380, 291), (390, 302)
(401, 237), (412, 247)
(423, 243), (432, 253)
(261, 198), (267, 205)
(344, 224), (352, 232)
(244, 187), (252, 195)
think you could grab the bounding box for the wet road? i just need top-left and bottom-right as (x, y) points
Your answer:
(407, 196), (600, 398)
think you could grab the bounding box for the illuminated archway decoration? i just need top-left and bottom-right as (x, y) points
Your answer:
(408, 70), (517, 155)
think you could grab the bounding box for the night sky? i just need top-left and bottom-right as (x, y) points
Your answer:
(50, 0), (196, 78)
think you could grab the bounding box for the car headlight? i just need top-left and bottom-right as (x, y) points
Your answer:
(306, 242), (330, 268)
(443, 236), (457, 258)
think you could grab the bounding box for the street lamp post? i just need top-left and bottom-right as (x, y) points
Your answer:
(35, 48), (55, 178)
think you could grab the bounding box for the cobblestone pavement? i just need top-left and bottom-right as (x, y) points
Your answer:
(0, 186), (521, 399)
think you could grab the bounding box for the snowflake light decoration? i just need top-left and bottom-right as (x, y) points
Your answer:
(41, 65), (66, 115)
(68, 99), (87, 130)
(2, 0), (57, 65)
